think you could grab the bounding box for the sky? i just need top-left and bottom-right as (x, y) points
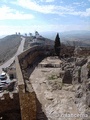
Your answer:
(0, 0), (90, 35)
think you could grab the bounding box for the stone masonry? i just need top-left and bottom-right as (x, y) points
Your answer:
(15, 45), (52, 120)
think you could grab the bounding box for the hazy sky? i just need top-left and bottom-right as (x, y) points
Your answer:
(0, 0), (90, 35)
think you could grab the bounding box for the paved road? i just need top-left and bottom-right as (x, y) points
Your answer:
(0, 37), (25, 73)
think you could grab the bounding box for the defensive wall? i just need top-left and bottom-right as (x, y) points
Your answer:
(16, 45), (52, 120)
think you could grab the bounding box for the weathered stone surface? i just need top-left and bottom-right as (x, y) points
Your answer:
(25, 80), (34, 92)
(81, 64), (88, 83)
(86, 92), (90, 107)
(86, 81), (90, 91)
(75, 58), (87, 66)
(48, 79), (62, 90)
(74, 47), (82, 56)
(84, 110), (90, 120)
(73, 66), (81, 84)
(75, 90), (83, 98)
(59, 70), (65, 78)
(67, 57), (76, 62)
(44, 91), (54, 100)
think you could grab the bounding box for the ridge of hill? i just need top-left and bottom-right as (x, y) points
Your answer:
(0, 34), (22, 64)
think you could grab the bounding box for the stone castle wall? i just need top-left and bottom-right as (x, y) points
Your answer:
(15, 45), (48, 120)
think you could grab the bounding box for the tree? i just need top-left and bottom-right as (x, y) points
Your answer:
(15, 32), (17, 35)
(18, 32), (20, 35)
(25, 33), (27, 36)
(29, 33), (32, 36)
(54, 33), (61, 57)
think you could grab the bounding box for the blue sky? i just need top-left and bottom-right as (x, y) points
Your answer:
(0, 0), (90, 35)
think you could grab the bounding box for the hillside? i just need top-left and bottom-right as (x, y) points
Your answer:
(41, 31), (90, 47)
(0, 34), (22, 64)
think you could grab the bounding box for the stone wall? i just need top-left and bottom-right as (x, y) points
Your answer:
(16, 54), (36, 120)
(15, 45), (50, 120)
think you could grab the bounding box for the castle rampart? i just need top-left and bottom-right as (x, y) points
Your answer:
(16, 45), (51, 120)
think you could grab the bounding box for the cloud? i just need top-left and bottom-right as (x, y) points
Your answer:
(73, 2), (86, 7)
(0, 5), (34, 20)
(11, 0), (90, 17)
(41, 0), (55, 2)
(12, 0), (55, 14)
(12, 0), (74, 15)
(69, 8), (90, 17)
(81, 8), (90, 17)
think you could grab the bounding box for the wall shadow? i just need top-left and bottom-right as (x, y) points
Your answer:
(24, 55), (48, 120)
(0, 109), (21, 120)
(26, 55), (46, 78)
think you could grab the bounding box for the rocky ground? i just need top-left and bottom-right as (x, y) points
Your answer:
(29, 56), (90, 120)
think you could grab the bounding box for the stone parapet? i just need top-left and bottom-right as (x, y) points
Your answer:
(15, 45), (51, 120)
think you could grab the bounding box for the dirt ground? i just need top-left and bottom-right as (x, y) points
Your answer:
(30, 57), (82, 120)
